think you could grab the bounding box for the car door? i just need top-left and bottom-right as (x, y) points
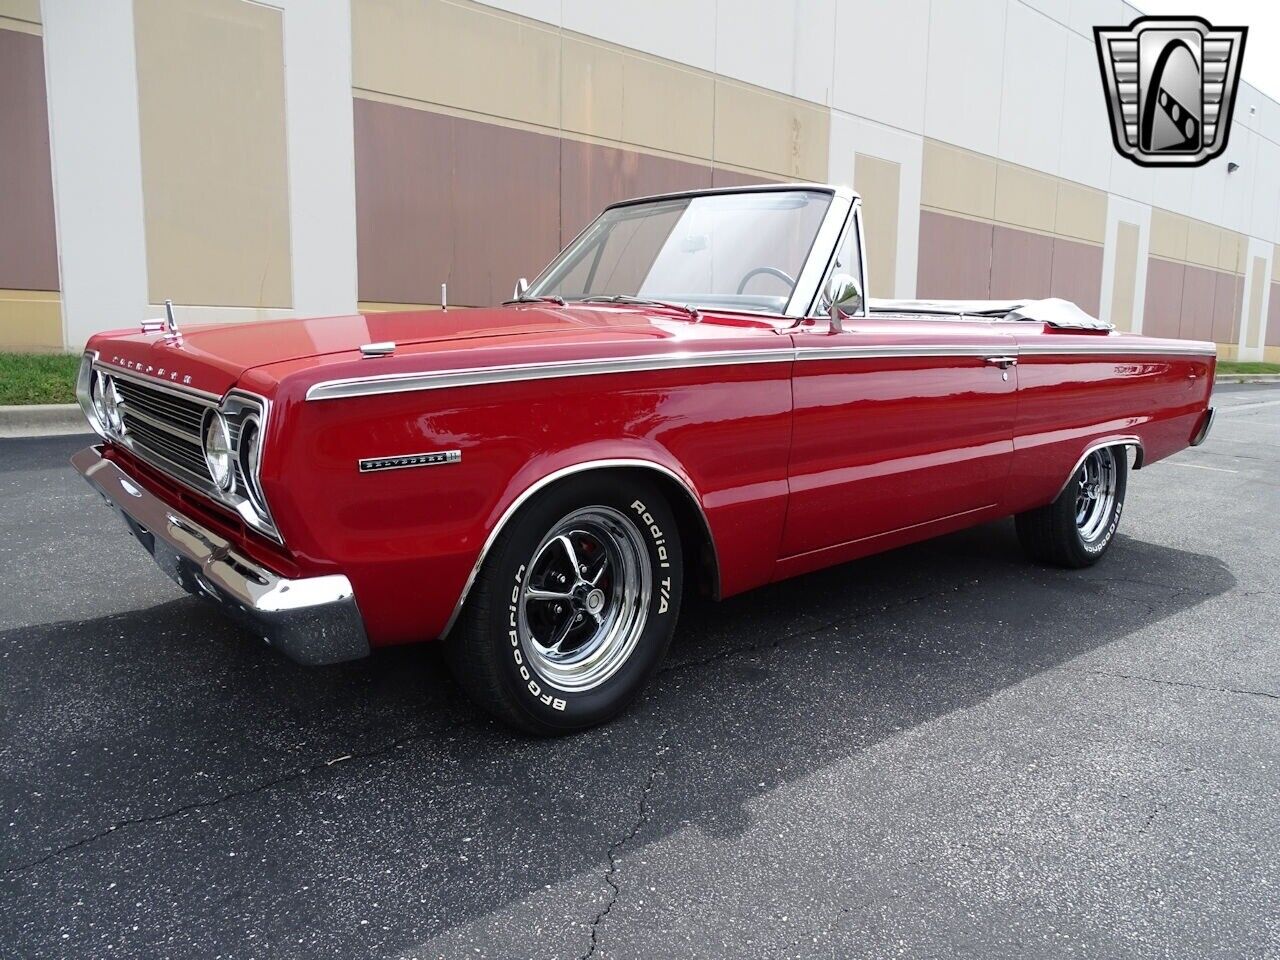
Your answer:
(779, 314), (1019, 571)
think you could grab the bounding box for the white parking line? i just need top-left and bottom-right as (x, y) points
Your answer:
(1169, 462), (1239, 473)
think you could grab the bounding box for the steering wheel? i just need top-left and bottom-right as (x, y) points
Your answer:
(735, 266), (796, 295)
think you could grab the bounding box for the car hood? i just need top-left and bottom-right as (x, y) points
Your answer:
(89, 304), (711, 398)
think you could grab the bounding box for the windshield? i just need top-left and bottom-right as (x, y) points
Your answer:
(528, 190), (832, 315)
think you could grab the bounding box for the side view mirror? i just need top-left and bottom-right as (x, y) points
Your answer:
(826, 272), (862, 333)
(514, 277), (530, 300)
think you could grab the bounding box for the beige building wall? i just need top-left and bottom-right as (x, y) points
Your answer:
(134, 0), (292, 309)
(855, 154), (900, 299)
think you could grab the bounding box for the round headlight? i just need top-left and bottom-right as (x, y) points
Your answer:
(237, 415), (266, 511)
(90, 371), (111, 431)
(100, 375), (123, 434)
(202, 410), (234, 491)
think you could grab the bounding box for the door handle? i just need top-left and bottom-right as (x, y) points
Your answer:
(984, 356), (1018, 369)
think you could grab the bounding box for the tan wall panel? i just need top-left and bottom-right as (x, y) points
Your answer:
(855, 154), (899, 298)
(135, 0), (291, 307)
(1149, 209), (1189, 262)
(1243, 257), (1266, 348)
(1185, 220), (1220, 269)
(0, 28), (58, 291)
(625, 55), (714, 161)
(0, 0), (40, 25)
(1054, 182), (1107, 244)
(1110, 221), (1140, 331)
(0, 289), (61, 350)
(561, 36), (625, 143)
(352, 0), (559, 130)
(921, 140), (997, 221)
(1217, 231), (1244, 273)
(1266, 346), (1280, 362)
(993, 163), (1057, 234)
(714, 79), (827, 180)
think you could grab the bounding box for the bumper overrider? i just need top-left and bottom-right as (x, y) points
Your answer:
(72, 445), (370, 665)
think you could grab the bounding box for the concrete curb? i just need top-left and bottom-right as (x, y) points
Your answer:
(0, 403), (90, 439)
(1216, 374), (1280, 384)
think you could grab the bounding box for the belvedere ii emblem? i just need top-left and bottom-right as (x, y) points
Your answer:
(1094, 16), (1246, 167)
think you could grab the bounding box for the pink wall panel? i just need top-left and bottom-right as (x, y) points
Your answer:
(1143, 258), (1185, 338)
(916, 210), (993, 300)
(1178, 264), (1216, 341)
(1049, 237), (1103, 316)
(989, 225), (1053, 301)
(559, 139), (712, 245)
(1210, 271), (1242, 344)
(0, 29), (59, 291)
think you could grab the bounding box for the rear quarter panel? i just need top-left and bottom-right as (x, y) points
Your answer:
(1005, 329), (1215, 515)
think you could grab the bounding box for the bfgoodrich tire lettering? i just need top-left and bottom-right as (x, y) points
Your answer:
(448, 474), (683, 734)
(1015, 445), (1129, 569)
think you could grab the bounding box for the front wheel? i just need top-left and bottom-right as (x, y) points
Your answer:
(1015, 445), (1129, 568)
(447, 475), (683, 735)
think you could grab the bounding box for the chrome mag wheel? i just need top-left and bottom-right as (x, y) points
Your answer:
(1075, 447), (1119, 543)
(516, 506), (652, 692)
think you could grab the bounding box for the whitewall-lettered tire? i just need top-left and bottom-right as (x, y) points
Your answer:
(447, 474), (682, 734)
(1015, 445), (1129, 569)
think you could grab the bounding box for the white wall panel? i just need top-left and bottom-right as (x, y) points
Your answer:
(1057, 32), (1111, 190)
(997, 1), (1067, 173)
(828, 111), (923, 299)
(832, 0), (929, 133)
(1021, 0), (1070, 28)
(791, 0), (837, 106)
(41, 0), (150, 347)
(923, 0), (1006, 156)
(713, 0), (836, 102)
(1216, 124), (1255, 237)
(1250, 140), (1280, 243)
(1067, 0), (1123, 38)
(561, 0), (716, 73)
(278, 0), (358, 317)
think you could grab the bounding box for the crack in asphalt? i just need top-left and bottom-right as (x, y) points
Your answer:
(582, 734), (669, 960)
(1, 723), (455, 878)
(1063, 666), (1280, 703)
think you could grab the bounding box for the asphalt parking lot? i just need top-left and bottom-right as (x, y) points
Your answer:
(1, 384), (1277, 960)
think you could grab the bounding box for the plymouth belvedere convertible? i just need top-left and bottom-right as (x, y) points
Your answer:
(73, 184), (1215, 733)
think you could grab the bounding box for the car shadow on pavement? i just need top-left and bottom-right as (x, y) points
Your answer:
(0, 519), (1235, 957)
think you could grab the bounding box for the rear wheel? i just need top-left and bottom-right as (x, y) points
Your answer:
(1015, 445), (1128, 568)
(447, 475), (682, 734)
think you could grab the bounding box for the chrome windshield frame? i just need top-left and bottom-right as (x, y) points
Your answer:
(525, 183), (859, 323)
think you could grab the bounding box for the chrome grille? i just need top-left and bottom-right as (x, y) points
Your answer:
(114, 376), (214, 485)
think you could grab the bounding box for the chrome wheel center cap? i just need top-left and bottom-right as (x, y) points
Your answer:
(584, 589), (605, 615)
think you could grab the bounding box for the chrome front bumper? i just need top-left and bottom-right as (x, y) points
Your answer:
(72, 446), (370, 665)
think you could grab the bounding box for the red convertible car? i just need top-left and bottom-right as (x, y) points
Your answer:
(74, 184), (1215, 733)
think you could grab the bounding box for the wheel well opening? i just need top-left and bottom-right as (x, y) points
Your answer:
(547, 465), (720, 601)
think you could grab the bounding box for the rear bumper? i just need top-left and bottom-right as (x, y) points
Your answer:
(72, 445), (370, 665)
(1190, 406), (1216, 447)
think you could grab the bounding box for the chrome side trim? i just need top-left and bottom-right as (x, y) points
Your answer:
(1018, 340), (1216, 357)
(440, 458), (716, 639)
(794, 344), (1003, 361)
(1052, 436), (1144, 500)
(306, 349), (797, 401)
(306, 340), (1216, 402)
